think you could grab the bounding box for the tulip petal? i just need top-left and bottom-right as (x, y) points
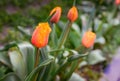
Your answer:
(31, 22), (51, 48)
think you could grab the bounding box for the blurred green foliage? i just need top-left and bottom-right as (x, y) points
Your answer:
(0, 0), (120, 81)
(0, 0), (115, 28)
(0, 0), (76, 28)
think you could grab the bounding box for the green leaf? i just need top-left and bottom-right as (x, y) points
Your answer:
(69, 31), (81, 48)
(50, 24), (58, 48)
(18, 42), (35, 75)
(36, 48), (49, 81)
(68, 53), (88, 62)
(0, 51), (11, 68)
(40, 63), (52, 81)
(17, 26), (31, 39)
(69, 73), (86, 81)
(0, 66), (8, 78)
(25, 58), (53, 81)
(58, 21), (72, 48)
(71, 23), (81, 36)
(0, 73), (21, 81)
(64, 60), (78, 81)
(0, 42), (17, 52)
(8, 49), (27, 80)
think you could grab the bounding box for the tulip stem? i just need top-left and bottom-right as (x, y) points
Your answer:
(34, 48), (40, 81)
(73, 0), (76, 6)
(34, 48), (40, 68)
(58, 21), (72, 48)
(51, 24), (58, 47)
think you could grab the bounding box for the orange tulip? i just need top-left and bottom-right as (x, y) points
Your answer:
(49, 6), (62, 23)
(82, 31), (96, 48)
(115, 0), (120, 5)
(67, 6), (78, 22)
(31, 22), (51, 48)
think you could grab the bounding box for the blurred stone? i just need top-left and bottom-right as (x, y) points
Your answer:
(79, 61), (87, 68)
(88, 49), (106, 65)
(95, 36), (106, 45)
(69, 73), (86, 81)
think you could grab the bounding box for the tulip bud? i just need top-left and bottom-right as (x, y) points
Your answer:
(67, 6), (78, 22)
(49, 6), (62, 23)
(31, 22), (51, 48)
(115, 0), (120, 5)
(82, 31), (96, 48)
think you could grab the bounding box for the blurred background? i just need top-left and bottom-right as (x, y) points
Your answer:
(0, 0), (120, 81)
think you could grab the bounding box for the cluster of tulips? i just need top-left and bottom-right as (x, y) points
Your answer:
(31, 6), (96, 49)
(29, 0), (120, 80)
(0, 0), (99, 81)
(30, 1), (96, 81)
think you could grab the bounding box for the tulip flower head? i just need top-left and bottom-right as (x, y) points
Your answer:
(115, 0), (120, 5)
(49, 6), (62, 23)
(67, 6), (78, 22)
(82, 31), (96, 48)
(31, 22), (51, 48)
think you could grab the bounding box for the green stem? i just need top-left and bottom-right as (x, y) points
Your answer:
(41, 47), (48, 59)
(58, 21), (72, 48)
(49, 48), (70, 53)
(37, 47), (49, 81)
(34, 48), (40, 68)
(34, 48), (40, 81)
(73, 0), (76, 6)
(51, 24), (58, 48)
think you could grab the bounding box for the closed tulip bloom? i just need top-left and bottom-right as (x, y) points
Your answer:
(82, 31), (96, 48)
(31, 22), (51, 48)
(49, 6), (62, 23)
(115, 0), (120, 5)
(67, 6), (78, 22)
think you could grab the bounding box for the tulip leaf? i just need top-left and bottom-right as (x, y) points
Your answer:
(64, 60), (78, 81)
(0, 73), (21, 81)
(68, 53), (88, 62)
(25, 58), (53, 81)
(17, 26), (31, 39)
(69, 31), (81, 48)
(0, 51), (11, 68)
(0, 42), (17, 52)
(50, 25), (58, 48)
(8, 49), (27, 80)
(58, 21), (72, 48)
(0, 66), (8, 78)
(18, 42), (35, 75)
